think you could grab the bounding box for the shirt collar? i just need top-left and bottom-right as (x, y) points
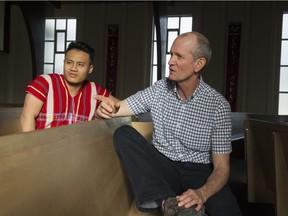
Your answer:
(172, 76), (204, 101)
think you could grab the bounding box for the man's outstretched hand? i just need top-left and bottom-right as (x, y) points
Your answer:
(94, 95), (120, 119)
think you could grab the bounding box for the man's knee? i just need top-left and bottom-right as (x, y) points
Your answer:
(114, 125), (134, 137)
(113, 125), (140, 151)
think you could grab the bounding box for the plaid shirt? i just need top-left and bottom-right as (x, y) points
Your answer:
(125, 77), (232, 164)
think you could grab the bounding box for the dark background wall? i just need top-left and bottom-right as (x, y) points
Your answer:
(0, 1), (287, 114)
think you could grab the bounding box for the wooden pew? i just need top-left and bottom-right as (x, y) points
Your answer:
(273, 126), (288, 216)
(5, 107), (276, 216)
(245, 119), (276, 204)
(0, 107), (22, 135)
(0, 117), (136, 216)
(0, 106), (158, 216)
(245, 117), (288, 215)
(131, 121), (153, 143)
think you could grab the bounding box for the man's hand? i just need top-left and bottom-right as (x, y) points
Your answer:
(94, 95), (120, 119)
(176, 154), (230, 212)
(176, 188), (206, 212)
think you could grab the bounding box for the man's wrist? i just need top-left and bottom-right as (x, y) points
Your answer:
(198, 186), (207, 203)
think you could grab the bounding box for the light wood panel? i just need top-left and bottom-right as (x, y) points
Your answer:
(0, 107), (22, 135)
(131, 122), (153, 143)
(245, 118), (288, 212)
(0, 117), (132, 216)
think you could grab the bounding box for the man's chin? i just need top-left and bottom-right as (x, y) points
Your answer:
(66, 79), (83, 87)
(167, 75), (176, 81)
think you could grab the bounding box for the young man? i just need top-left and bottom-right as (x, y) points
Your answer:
(21, 41), (117, 131)
(95, 32), (242, 216)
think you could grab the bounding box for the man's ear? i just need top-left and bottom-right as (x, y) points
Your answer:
(195, 58), (206, 72)
(89, 65), (94, 74)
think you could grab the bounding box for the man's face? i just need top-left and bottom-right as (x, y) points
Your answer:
(63, 49), (93, 86)
(168, 36), (198, 83)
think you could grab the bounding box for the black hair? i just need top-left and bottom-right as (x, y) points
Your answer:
(65, 41), (95, 64)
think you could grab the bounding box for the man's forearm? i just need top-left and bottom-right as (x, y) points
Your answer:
(199, 166), (229, 202)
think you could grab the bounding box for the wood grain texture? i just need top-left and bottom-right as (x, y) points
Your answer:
(0, 117), (132, 216)
(0, 107), (22, 136)
(245, 119), (288, 210)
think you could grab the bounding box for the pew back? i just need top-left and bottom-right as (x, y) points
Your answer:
(0, 117), (133, 216)
(0, 107), (22, 135)
(245, 119), (276, 203)
(245, 118), (288, 215)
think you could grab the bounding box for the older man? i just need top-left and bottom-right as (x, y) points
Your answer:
(96, 32), (242, 216)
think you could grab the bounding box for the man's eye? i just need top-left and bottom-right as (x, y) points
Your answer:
(78, 63), (84, 67)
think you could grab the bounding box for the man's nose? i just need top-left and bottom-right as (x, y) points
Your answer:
(168, 56), (174, 65)
(71, 63), (78, 71)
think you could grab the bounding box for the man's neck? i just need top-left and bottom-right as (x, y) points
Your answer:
(177, 76), (200, 100)
(65, 81), (83, 97)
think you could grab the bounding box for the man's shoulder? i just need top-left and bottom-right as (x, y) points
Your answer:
(35, 73), (62, 81)
(153, 78), (173, 91)
(84, 81), (110, 96)
(201, 81), (229, 104)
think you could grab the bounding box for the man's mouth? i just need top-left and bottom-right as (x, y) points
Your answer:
(69, 72), (77, 78)
(169, 68), (176, 73)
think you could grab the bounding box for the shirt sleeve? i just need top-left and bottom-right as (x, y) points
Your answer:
(25, 75), (49, 102)
(95, 83), (110, 108)
(211, 99), (232, 154)
(125, 87), (153, 116)
(125, 79), (164, 116)
(95, 84), (110, 97)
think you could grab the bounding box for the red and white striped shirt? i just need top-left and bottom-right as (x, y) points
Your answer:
(25, 74), (110, 129)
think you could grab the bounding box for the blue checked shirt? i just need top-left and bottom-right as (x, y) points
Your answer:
(125, 77), (232, 164)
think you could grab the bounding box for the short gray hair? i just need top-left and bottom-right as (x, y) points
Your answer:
(179, 32), (212, 65)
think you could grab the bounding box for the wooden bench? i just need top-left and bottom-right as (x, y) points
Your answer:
(273, 125), (288, 216)
(0, 106), (160, 216)
(245, 117), (288, 216)
(0, 107), (22, 136)
(245, 119), (276, 204)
